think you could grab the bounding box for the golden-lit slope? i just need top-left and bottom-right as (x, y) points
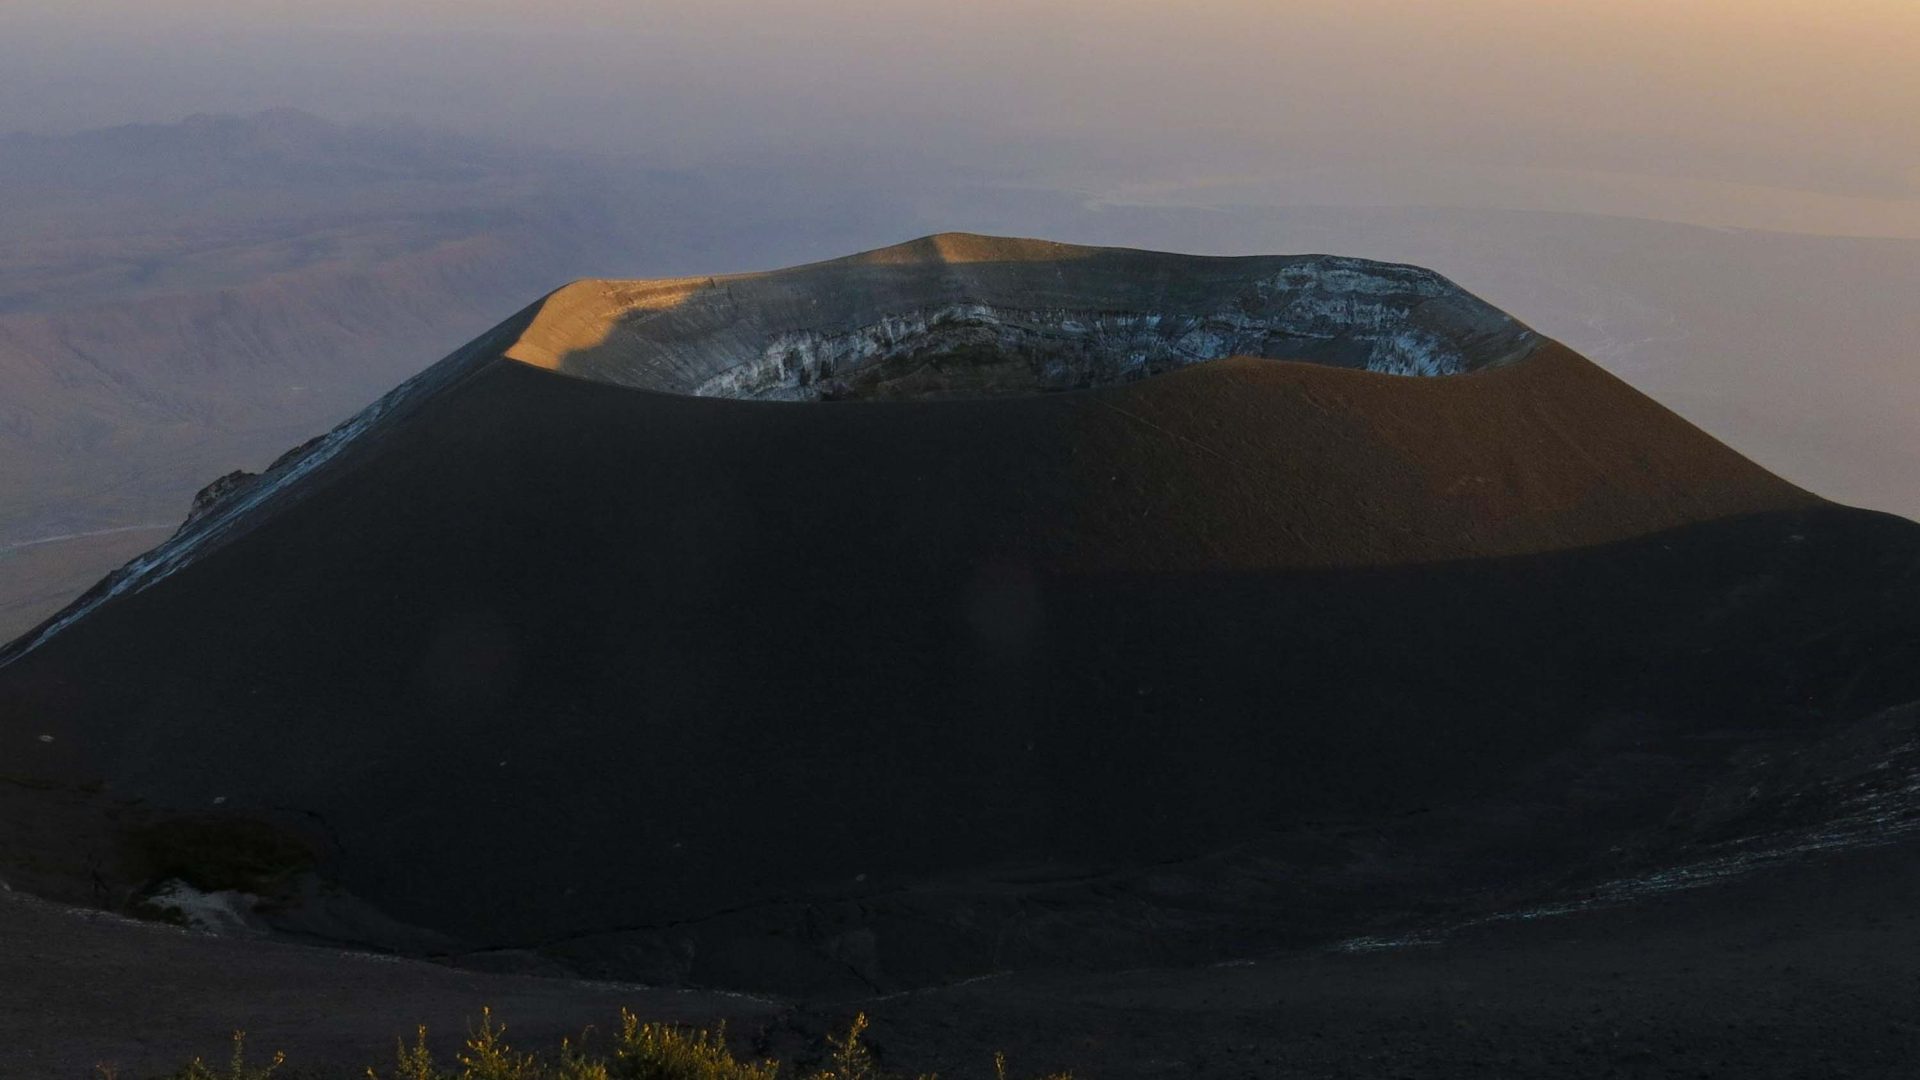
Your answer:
(1048, 345), (1819, 570)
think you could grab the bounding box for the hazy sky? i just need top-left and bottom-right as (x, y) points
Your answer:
(6, 1), (1917, 235)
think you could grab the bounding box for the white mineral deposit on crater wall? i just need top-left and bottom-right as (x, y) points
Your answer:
(684, 257), (1523, 400)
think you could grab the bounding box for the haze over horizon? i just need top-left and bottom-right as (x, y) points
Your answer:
(7, 1), (1919, 237)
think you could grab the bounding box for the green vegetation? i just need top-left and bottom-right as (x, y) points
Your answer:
(154, 1031), (284, 1080)
(138, 1009), (1071, 1080)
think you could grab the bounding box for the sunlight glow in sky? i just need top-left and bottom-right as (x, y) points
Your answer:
(4, 1), (1917, 234)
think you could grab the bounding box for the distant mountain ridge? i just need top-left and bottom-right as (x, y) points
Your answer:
(0, 108), (573, 209)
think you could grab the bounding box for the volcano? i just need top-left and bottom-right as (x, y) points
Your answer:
(3, 234), (1917, 995)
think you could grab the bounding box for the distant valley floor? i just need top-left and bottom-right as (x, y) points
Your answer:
(0, 528), (171, 643)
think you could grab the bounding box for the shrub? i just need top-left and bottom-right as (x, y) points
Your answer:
(167, 1030), (284, 1080)
(800, 1013), (879, 1080)
(611, 1010), (776, 1080)
(201, 1007), (1077, 1080)
(383, 1026), (443, 1080)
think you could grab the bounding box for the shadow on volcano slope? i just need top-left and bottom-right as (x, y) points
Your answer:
(2, 236), (1917, 996)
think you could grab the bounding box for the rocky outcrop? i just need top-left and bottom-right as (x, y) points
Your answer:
(181, 470), (258, 531)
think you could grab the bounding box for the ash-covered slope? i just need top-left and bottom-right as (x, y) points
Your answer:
(3, 235), (1917, 994)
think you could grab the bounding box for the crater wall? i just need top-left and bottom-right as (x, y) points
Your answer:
(506, 234), (1542, 400)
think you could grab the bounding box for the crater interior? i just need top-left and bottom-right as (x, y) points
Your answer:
(504, 233), (1541, 401)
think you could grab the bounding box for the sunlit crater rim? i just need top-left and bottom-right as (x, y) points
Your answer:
(503, 234), (1544, 402)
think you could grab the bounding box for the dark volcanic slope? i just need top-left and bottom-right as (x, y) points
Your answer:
(2, 235), (1917, 995)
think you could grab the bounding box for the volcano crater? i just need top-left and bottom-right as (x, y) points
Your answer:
(504, 236), (1542, 401)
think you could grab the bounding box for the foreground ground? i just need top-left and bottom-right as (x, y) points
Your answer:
(7, 831), (1918, 1079)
